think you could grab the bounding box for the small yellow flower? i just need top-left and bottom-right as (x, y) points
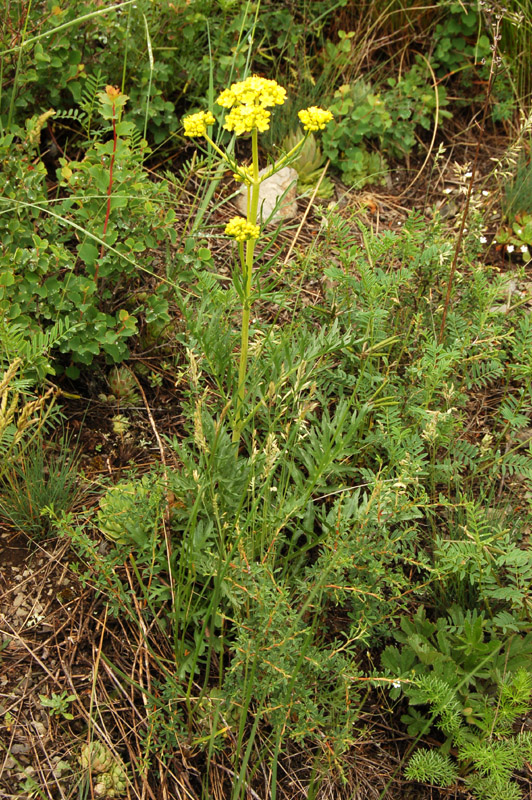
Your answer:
(216, 76), (286, 110)
(298, 106), (333, 132)
(183, 110), (216, 138)
(225, 217), (260, 242)
(224, 105), (271, 135)
(233, 165), (254, 184)
(217, 87), (238, 109)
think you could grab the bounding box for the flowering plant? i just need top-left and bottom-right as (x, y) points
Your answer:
(183, 76), (333, 444)
(495, 212), (532, 263)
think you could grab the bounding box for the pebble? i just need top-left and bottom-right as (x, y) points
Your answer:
(11, 743), (30, 755)
(32, 721), (47, 737)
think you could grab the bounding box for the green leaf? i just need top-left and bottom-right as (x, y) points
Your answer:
(0, 271), (15, 287)
(77, 242), (99, 267)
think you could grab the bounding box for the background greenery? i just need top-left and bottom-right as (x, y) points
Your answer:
(2, 1), (532, 798)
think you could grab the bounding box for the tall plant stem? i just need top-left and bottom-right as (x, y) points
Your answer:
(438, 17), (500, 344)
(96, 100), (118, 284)
(233, 129), (260, 445)
(6, 0), (33, 131)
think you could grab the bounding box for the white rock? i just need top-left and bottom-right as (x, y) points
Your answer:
(32, 721), (47, 737)
(235, 166), (298, 224)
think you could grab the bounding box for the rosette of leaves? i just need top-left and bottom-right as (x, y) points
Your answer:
(321, 80), (390, 188)
(80, 742), (114, 773)
(106, 366), (141, 406)
(97, 474), (166, 546)
(284, 130), (334, 198)
(79, 742), (127, 798)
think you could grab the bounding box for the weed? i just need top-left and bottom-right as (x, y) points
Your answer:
(0, 433), (81, 540)
(183, 75), (332, 442)
(39, 691), (77, 720)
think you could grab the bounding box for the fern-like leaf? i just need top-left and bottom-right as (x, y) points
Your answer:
(405, 749), (458, 787)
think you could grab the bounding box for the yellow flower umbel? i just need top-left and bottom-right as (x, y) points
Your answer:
(217, 76), (286, 109)
(224, 105), (271, 136)
(298, 106), (334, 132)
(216, 76), (286, 135)
(225, 217), (260, 242)
(183, 110), (216, 138)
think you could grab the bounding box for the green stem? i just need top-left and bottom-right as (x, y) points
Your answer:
(260, 133), (308, 181)
(232, 128), (260, 445)
(203, 132), (237, 170)
(7, 0), (33, 131)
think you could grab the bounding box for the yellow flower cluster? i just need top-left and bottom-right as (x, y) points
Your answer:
(224, 105), (271, 136)
(217, 76), (286, 109)
(183, 110), (216, 137)
(298, 106), (333, 132)
(225, 217), (260, 242)
(216, 76), (286, 135)
(232, 165), (254, 185)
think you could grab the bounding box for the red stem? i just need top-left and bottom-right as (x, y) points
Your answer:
(95, 102), (117, 283)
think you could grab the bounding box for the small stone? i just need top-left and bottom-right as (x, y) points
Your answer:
(13, 593), (25, 609)
(11, 743), (30, 755)
(32, 721), (47, 737)
(235, 166), (298, 224)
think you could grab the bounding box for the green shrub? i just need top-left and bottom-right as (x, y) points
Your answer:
(322, 63), (451, 187)
(0, 95), (172, 378)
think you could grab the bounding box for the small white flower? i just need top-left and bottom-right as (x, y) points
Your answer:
(479, 236), (487, 244)
(520, 245), (529, 253)
(397, 221), (402, 226)
(392, 680), (401, 689)
(465, 171), (473, 178)
(443, 187), (453, 194)
(507, 244), (515, 253)
(482, 190), (489, 196)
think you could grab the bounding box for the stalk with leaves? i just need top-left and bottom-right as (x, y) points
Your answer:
(183, 77), (332, 443)
(95, 85), (128, 286)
